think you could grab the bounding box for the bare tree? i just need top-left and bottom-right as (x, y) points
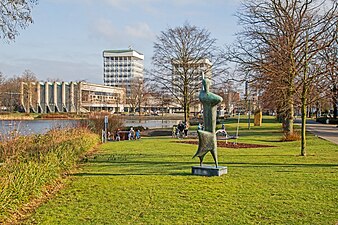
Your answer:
(318, 23), (338, 119)
(0, 70), (38, 112)
(0, 72), (5, 84)
(292, 1), (337, 156)
(229, 1), (334, 125)
(151, 22), (226, 124)
(230, 0), (337, 156)
(0, 72), (6, 110)
(216, 80), (241, 115)
(0, 0), (38, 41)
(228, 0), (312, 135)
(128, 77), (147, 115)
(135, 78), (145, 115)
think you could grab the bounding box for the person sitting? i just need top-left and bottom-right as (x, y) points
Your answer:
(177, 121), (185, 139)
(136, 129), (141, 139)
(107, 131), (112, 141)
(115, 129), (121, 141)
(128, 127), (135, 140)
(184, 122), (189, 137)
(172, 125), (177, 138)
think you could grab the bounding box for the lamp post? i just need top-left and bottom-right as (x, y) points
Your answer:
(245, 81), (251, 130)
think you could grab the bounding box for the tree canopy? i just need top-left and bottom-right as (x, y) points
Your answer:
(0, 0), (38, 41)
(229, 0), (337, 155)
(151, 22), (226, 123)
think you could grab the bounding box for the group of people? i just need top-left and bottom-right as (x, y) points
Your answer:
(172, 121), (189, 138)
(108, 127), (141, 141)
(127, 127), (141, 140)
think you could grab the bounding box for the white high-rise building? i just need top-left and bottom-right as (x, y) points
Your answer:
(103, 49), (144, 96)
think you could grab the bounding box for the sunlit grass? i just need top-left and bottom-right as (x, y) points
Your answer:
(0, 128), (99, 223)
(26, 119), (338, 224)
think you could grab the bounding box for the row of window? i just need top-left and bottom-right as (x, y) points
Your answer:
(104, 71), (143, 76)
(104, 74), (134, 78)
(104, 83), (131, 87)
(104, 63), (133, 67)
(104, 75), (132, 78)
(104, 56), (132, 61)
(104, 79), (132, 83)
(103, 64), (144, 70)
(104, 57), (142, 62)
(103, 72), (143, 76)
(104, 68), (132, 72)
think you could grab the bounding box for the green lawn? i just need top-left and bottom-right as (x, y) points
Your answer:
(26, 119), (338, 224)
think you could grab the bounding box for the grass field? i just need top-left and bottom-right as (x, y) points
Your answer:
(25, 118), (338, 224)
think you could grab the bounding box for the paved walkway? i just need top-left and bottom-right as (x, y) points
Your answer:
(295, 119), (338, 145)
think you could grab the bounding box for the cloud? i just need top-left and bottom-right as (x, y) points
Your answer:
(91, 18), (155, 41)
(93, 18), (119, 39)
(125, 23), (155, 39)
(102, 0), (159, 8)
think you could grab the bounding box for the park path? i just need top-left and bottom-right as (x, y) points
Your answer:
(295, 119), (338, 145)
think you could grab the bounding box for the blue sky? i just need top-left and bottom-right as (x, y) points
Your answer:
(0, 0), (241, 84)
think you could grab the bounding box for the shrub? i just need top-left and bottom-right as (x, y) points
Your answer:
(281, 131), (301, 142)
(80, 112), (125, 135)
(0, 127), (99, 223)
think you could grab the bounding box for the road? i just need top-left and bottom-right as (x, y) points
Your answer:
(295, 119), (338, 145)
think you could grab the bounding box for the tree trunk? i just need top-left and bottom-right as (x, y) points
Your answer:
(284, 91), (294, 135)
(301, 93), (307, 156)
(333, 85), (337, 119)
(138, 101), (141, 117)
(186, 103), (190, 125)
(183, 83), (189, 124)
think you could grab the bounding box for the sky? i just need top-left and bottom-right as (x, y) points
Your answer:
(0, 0), (241, 84)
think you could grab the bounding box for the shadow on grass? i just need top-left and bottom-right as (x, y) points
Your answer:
(84, 160), (196, 166)
(258, 139), (284, 143)
(75, 158), (338, 178)
(226, 162), (338, 168)
(71, 171), (192, 177)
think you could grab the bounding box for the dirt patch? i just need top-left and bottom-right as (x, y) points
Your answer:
(174, 140), (275, 148)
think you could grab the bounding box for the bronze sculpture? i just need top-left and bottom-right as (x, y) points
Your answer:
(193, 78), (223, 167)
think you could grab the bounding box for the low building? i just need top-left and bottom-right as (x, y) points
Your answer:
(20, 81), (126, 113)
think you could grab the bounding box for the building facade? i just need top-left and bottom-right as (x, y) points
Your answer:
(103, 49), (144, 97)
(171, 58), (213, 113)
(20, 82), (126, 113)
(171, 58), (212, 90)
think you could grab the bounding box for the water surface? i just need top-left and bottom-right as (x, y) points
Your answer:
(0, 119), (180, 136)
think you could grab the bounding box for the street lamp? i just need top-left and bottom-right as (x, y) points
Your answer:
(245, 81), (251, 130)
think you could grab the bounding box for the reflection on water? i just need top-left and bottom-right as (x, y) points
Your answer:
(0, 119), (180, 136)
(125, 119), (180, 129)
(0, 120), (78, 136)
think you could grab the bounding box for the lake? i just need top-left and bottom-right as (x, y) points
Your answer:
(0, 119), (180, 136)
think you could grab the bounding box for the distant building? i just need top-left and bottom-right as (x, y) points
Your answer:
(171, 58), (212, 93)
(103, 49), (144, 97)
(171, 58), (212, 113)
(20, 82), (126, 113)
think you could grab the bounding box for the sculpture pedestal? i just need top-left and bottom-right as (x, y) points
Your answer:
(192, 165), (227, 176)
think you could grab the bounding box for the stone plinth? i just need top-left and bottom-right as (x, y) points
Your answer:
(192, 165), (227, 176)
